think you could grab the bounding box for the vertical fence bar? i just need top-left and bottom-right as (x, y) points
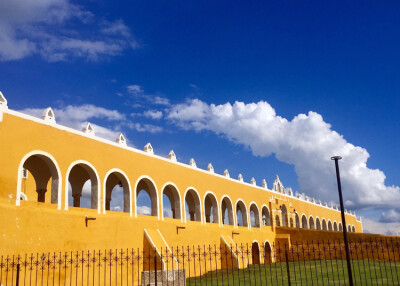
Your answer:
(285, 245), (291, 286)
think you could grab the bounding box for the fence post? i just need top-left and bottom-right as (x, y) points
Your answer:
(15, 263), (20, 286)
(331, 156), (354, 286)
(285, 248), (291, 286)
(154, 252), (157, 286)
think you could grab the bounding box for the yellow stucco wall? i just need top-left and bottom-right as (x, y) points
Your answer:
(0, 109), (362, 256)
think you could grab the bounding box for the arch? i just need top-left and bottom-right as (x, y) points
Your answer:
(103, 168), (132, 215)
(134, 175), (159, 218)
(220, 195), (234, 225)
(301, 214), (308, 229)
(333, 221), (338, 231)
(251, 241), (260, 264)
(328, 220), (333, 231)
(309, 216), (315, 229)
(275, 215), (281, 227)
(66, 160), (100, 212)
(161, 182), (182, 221)
(352, 225), (356, 233)
(261, 205), (271, 226)
(184, 187), (202, 223)
(348, 224), (352, 232)
(295, 213), (300, 228)
(249, 202), (260, 228)
(264, 240), (272, 263)
(204, 191), (219, 224)
(322, 219), (327, 230)
(289, 217), (294, 228)
(235, 199), (248, 227)
(316, 217), (321, 230)
(16, 151), (62, 208)
(281, 204), (288, 227)
(338, 222), (343, 231)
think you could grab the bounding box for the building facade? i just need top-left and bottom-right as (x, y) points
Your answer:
(0, 92), (362, 257)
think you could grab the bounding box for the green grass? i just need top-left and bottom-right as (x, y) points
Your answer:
(186, 260), (400, 285)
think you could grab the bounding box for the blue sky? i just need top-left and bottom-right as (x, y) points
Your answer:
(1, 1), (400, 234)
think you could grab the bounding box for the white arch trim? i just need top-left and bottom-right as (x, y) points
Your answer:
(203, 190), (221, 226)
(261, 204), (271, 226)
(16, 150), (63, 209)
(183, 186), (203, 224)
(134, 175), (160, 219)
(103, 168), (133, 216)
(160, 182), (183, 222)
(249, 201), (261, 230)
(235, 198), (249, 229)
(220, 195), (234, 226)
(301, 213), (307, 228)
(64, 159), (101, 213)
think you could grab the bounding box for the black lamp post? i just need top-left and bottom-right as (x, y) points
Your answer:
(331, 156), (353, 286)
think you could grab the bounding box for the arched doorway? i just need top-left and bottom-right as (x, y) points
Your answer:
(104, 170), (130, 213)
(67, 161), (99, 209)
(301, 215), (308, 229)
(348, 225), (352, 232)
(236, 200), (248, 227)
(135, 177), (158, 217)
(162, 184), (181, 220)
(281, 204), (288, 227)
(295, 213), (300, 228)
(261, 206), (271, 226)
(264, 242), (272, 263)
(352, 225), (356, 233)
(249, 203), (260, 228)
(204, 192), (219, 224)
(251, 242), (260, 264)
(18, 152), (60, 205)
(322, 219), (327, 230)
(328, 220), (333, 231)
(185, 189), (201, 222)
(290, 217), (294, 228)
(221, 196), (234, 225)
(309, 216), (315, 229)
(333, 221), (338, 231)
(339, 222), (343, 231)
(316, 218), (321, 230)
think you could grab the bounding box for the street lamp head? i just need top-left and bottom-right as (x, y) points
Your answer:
(331, 156), (342, 161)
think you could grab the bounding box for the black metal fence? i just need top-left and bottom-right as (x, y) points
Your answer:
(1, 237), (400, 285)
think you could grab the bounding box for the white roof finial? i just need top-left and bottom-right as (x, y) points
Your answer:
(223, 169), (230, 178)
(116, 133), (127, 146)
(168, 150), (177, 162)
(207, 163), (214, 173)
(144, 143), (153, 154)
(189, 158), (197, 168)
(250, 177), (256, 186)
(238, 174), (243, 182)
(82, 122), (95, 135)
(41, 107), (56, 124)
(0, 91), (7, 109)
(262, 179), (267, 189)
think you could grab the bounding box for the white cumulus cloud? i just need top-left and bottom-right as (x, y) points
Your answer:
(143, 110), (163, 119)
(0, 0), (137, 61)
(167, 99), (400, 212)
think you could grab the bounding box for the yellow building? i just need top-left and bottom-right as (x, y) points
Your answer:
(0, 92), (362, 258)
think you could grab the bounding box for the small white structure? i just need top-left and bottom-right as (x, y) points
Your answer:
(311, 197), (315, 203)
(238, 174), (243, 182)
(41, 107), (56, 124)
(273, 175), (284, 193)
(207, 163), (214, 173)
(144, 142), (153, 154)
(168, 150), (177, 162)
(287, 187), (293, 196)
(324, 202), (328, 207)
(0, 91), (7, 122)
(116, 133), (127, 146)
(189, 158), (197, 168)
(262, 179), (267, 189)
(296, 193), (301, 199)
(223, 169), (230, 178)
(250, 177), (256, 186)
(82, 122), (95, 136)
